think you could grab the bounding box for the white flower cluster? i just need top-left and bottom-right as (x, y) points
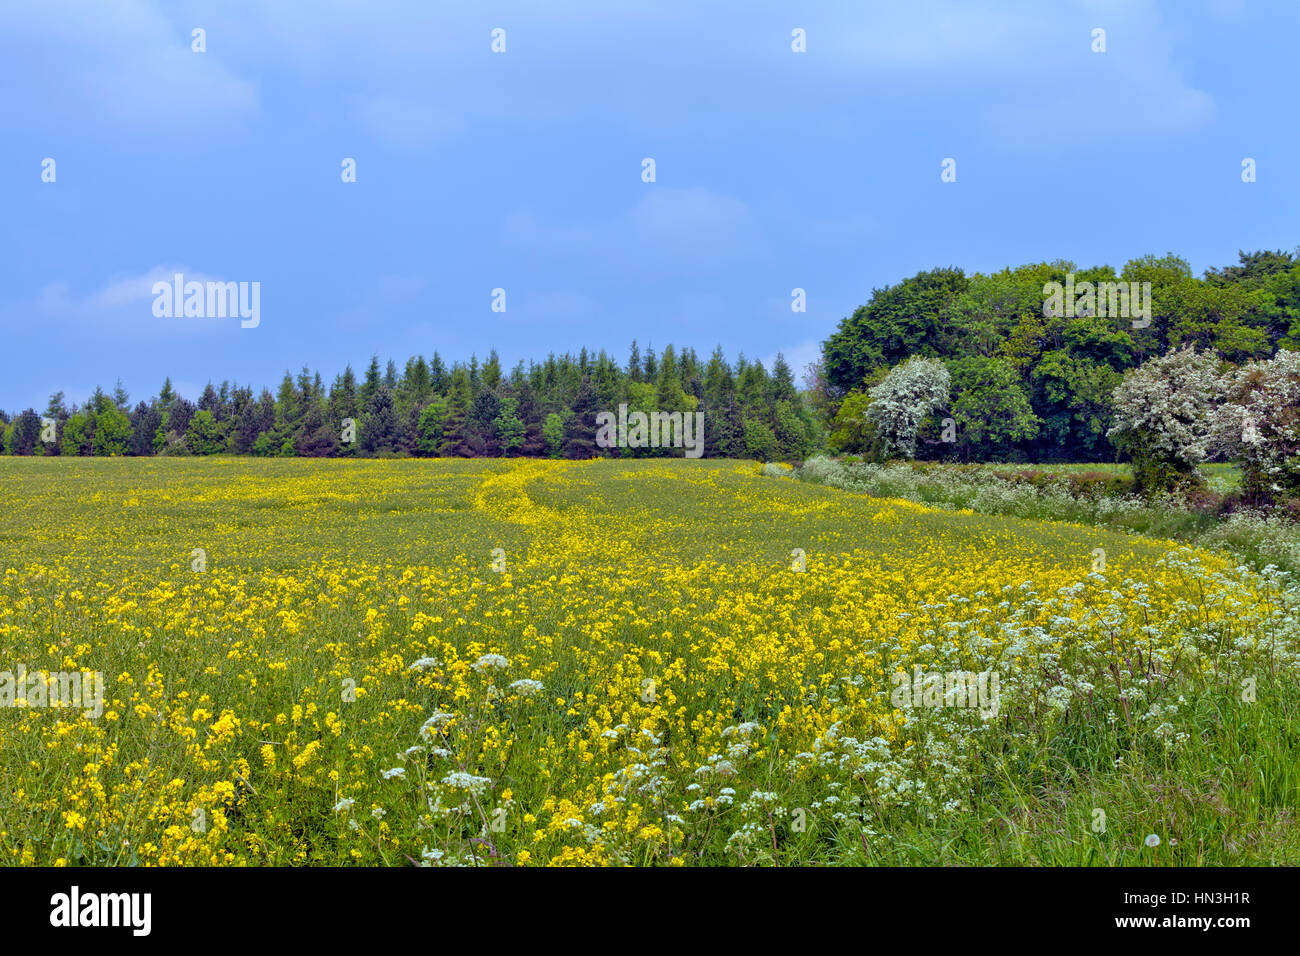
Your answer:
(440, 771), (493, 796)
(419, 711), (455, 739)
(1223, 349), (1300, 488)
(1108, 346), (1225, 465)
(865, 356), (951, 457)
(508, 678), (544, 697)
(1110, 346), (1300, 493)
(471, 653), (510, 672)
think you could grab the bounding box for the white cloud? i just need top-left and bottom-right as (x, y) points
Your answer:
(89, 268), (206, 310)
(5, 266), (239, 340)
(821, 0), (1215, 139)
(0, 0), (258, 130)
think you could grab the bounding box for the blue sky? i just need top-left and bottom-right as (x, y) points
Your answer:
(2, 0), (1296, 411)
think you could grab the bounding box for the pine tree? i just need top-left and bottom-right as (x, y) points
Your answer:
(168, 399), (196, 444)
(9, 410), (41, 455)
(656, 345), (687, 409)
(402, 356), (432, 404)
(770, 354), (798, 404)
(429, 353), (449, 395)
(129, 402), (162, 456)
(360, 356), (382, 412)
(44, 391), (68, 421)
(231, 400), (263, 454)
(296, 401), (339, 457)
(482, 350), (502, 391)
(514, 381), (547, 456)
(437, 404), (470, 457)
(269, 372), (301, 454)
(468, 387), (502, 456)
(330, 366), (359, 456)
(360, 386), (397, 454)
(562, 378), (599, 459)
(199, 382), (221, 416)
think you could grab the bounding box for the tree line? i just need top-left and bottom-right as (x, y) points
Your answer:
(5, 247), (1295, 465)
(1, 345), (821, 461)
(818, 248), (1300, 462)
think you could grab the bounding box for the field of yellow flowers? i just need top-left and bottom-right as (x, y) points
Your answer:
(2, 458), (1298, 866)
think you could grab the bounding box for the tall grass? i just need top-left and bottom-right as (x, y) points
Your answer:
(783, 456), (1300, 864)
(797, 456), (1300, 578)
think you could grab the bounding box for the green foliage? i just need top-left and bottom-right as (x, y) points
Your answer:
(562, 379), (599, 459)
(61, 413), (91, 457)
(185, 410), (226, 456)
(818, 248), (1300, 463)
(494, 397), (525, 455)
(773, 399), (815, 460)
(92, 407), (132, 456)
(823, 267), (969, 392)
(7, 410), (42, 456)
(827, 391), (879, 456)
(947, 356), (1039, 454)
(543, 412), (566, 459)
(359, 387), (397, 455)
(416, 399), (447, 456)
(741, 416), (778, 461)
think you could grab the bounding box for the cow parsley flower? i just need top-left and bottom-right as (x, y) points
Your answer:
(472, 653), (510, 672)
(420, 711), (455, 738)
(508, 679), (544, 697)
(442, 771), (493, 796)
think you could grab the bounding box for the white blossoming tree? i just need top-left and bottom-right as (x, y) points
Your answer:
(1220, 348), (1300, 502)
(864, 356), (951, 458)
(1107, 346), (1227, 493)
